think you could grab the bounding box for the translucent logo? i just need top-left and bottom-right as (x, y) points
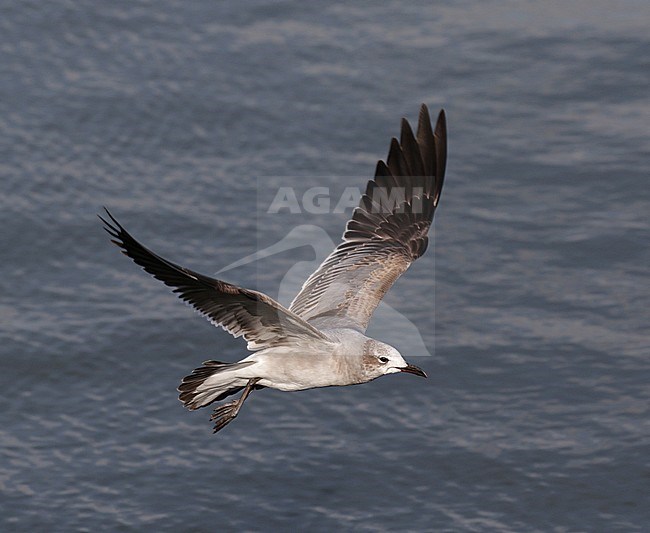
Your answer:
(217, 217), (434, 358)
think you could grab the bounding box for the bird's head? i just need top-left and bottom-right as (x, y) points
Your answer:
(362, 340), (427, 380)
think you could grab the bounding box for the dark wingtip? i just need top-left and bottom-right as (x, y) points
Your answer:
(100, 207), (122, 228)
(435, 109), (447, 136)
(433, 108), (447, 206)
(399, 117), (417, 147)
(418, 104), (431, 131)
(98, 207), (124, 242)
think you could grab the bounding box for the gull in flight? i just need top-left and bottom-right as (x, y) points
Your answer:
(100, 104), (446, 433)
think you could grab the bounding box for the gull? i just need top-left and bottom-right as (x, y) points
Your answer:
(100, 104), (446, 433)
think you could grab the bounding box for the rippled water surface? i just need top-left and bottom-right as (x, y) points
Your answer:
(1, 1), (649, 531)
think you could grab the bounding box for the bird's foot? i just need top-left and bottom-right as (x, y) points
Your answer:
(209, 377), (261, 434)
(210, 400), (241, 433)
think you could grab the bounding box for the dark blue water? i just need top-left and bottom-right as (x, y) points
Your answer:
(2, 1), (649, 531)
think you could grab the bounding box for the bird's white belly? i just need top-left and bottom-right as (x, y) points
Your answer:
(255, 364), (351, 391)
(245, 350), (355, 391)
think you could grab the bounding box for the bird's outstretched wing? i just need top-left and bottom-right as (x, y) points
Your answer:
(289, 105), (446, 332)
(100, 209), (330, 350)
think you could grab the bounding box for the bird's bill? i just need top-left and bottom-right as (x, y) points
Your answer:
(399, 363), (427, 378)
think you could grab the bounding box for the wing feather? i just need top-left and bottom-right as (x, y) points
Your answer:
(289, 105), (446, 331)
(100, 209), (330, 350)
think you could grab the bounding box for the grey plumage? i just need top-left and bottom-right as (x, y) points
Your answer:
(100, 104), (446, 434)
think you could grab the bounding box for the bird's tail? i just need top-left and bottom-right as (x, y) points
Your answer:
(178, 360), (257, 410)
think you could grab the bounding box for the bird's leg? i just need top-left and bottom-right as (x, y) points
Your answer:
(210, 378), (261, 433)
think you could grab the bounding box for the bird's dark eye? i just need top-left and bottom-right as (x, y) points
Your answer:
(378, 356), (389, 363)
